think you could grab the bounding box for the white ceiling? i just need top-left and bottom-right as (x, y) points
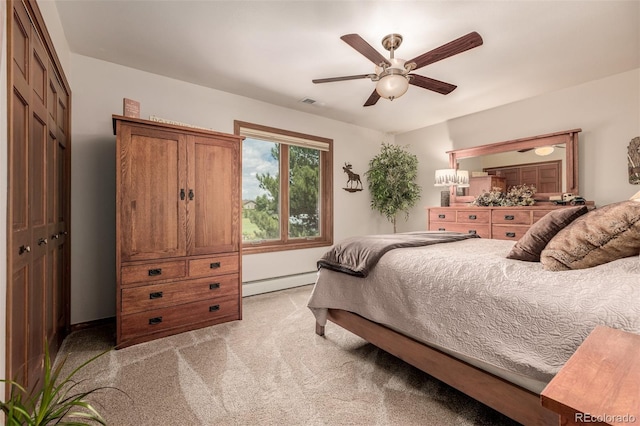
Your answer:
(53, 1), (639, 134)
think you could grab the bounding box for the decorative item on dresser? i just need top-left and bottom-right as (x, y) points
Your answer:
(433, 169), (469, 207)
(113, 115), (244, 348)
(426, 205), (592, 241)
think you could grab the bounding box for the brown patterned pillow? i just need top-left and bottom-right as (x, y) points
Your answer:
(541, 201), (640, 271)
(507, 206), (588, 262)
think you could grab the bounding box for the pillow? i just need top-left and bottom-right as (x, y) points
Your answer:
(541, 200), (640, 271)
(507, 206), (588, 262)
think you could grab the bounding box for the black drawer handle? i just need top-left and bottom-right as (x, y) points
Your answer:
(210, 262), (221, 269)
(468, 230), (477, 235)
(506, 232), (516, 238)
(148, 316), (163, 325)
(209, 283), (220, 290)
(504, 215), (515, 221)
(438, 228), (445, 231)
(209, 305), (220, 312)
(469, 215), (477, 220)
(149, 291), (163, 299)
(148, 268), (162, 276)
(438, 214), (446, 219)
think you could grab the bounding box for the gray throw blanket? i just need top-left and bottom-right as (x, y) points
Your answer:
(317, 231), (480, 277)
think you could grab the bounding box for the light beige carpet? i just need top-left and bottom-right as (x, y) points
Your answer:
(58, 285), (520, 425)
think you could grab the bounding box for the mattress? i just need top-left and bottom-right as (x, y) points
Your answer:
(307, 238), (640, 393)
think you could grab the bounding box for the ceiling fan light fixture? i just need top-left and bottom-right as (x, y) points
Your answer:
(534, 146), (555, 156)
(376, 73), (409, 100)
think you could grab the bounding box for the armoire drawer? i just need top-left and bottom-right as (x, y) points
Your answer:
(430, 223), (491, 239)
(189, 254), (239, 278)
(492, 225), (531, 241)
(121, 260), (187, 286)
(120, 296), (240, 342)
(121, 275), (239, 315)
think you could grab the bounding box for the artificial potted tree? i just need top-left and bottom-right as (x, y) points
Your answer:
(365, 142), (421, 233)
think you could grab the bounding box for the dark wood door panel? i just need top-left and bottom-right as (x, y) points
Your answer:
(7, 0), (71, 390)
(187, 137), (239, 255)
(119, 126), (187, 261)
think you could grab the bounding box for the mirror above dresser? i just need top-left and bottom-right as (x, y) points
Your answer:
(447, 129), (581, 204)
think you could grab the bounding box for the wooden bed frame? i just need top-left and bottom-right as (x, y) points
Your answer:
(316, 308), (559, 426)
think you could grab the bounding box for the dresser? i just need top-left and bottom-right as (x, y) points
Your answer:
(426, 205), (577, 241)
(114, 115), (243, 348)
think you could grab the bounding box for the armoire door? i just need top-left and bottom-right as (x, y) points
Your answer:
(187, 136), (240, 256)
(118, 125), (188, 262)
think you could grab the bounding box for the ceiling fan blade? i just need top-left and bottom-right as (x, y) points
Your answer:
(312, 74), (375, 84)
(409, 75), (457, 95)
(341, 34), (391, 67)
(363, 90), (381, 107)
(407, 31), (483, 71)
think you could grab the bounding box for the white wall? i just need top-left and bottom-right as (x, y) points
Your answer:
(397, 68), (640, 232)
(69, 54), (391, 324)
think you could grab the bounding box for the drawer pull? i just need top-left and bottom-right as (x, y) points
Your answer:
(506, 232), (516, 238)
(468, 230), (477, 235)
(148, 268), (162, 276)
(209, 305), (220, 312)
(209, 283), (220, 290)
(504, 215), (515, 221)
(149, 291), (163, 299)
(469, 215), (477, 220)
(210, 262), (221, 269)
(438, 214), (446, 219)
(148, 316), (163, 325)
(438, 228), (445, 231)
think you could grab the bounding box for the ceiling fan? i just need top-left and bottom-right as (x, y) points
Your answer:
(312, 31), (483, 107)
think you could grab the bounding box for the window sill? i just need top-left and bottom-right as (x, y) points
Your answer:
(242, 239), (333, 255)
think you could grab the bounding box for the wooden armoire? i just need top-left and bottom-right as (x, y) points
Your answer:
(7, 0), (71, 389)
(113, 116), (243, 348)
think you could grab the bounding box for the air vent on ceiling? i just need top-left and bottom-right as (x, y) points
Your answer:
(299, 97), (317, 105)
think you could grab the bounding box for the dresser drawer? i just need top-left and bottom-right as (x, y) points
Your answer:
(491, 210), (532, 225)
(189, 254), (239, 278)
(429, 210), (456, 223)
(120, 296), (239, 342)
(430, 223), (490, 239)
(121, 260), (187, 286)
(492, 225), (531, 241)
(121, 275), (239, 315)
(456, 210), (490, 224)
(533, 209), (556, 223)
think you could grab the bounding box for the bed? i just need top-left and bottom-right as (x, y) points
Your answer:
(307, 205), (640, 425)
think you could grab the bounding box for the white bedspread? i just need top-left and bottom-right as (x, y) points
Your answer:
(307, 238), (640, 393)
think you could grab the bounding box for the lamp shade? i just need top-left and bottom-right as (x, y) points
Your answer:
(376, 74), (409, 100)
(456, 170), (470, 188)
(434, 169), (470, 187)
(434, 169), (458, 186)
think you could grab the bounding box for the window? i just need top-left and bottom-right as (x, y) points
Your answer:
(234, 121), (333, 253)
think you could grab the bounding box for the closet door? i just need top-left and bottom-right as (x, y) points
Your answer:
(8, 0), (71, 390)
(186, 136), (240, 256)
(119, 125), (188, 261)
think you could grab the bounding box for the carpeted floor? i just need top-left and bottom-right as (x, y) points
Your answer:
(58, 285), (521, 425)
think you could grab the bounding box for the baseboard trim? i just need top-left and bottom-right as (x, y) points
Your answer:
(242, 271), (317, 297)
(70, 316), (115, 332)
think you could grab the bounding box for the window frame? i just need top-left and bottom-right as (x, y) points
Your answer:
(234, 120), (333, 254)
